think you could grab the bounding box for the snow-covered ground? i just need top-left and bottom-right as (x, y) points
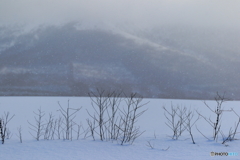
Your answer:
(0, 97), (239, 160)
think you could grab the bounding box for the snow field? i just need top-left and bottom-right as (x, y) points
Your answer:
(0, 97), (239, 160)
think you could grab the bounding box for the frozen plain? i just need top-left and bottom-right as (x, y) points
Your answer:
(0, 97), (239, 160)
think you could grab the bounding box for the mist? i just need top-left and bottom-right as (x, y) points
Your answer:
(1, 0), (240, 29)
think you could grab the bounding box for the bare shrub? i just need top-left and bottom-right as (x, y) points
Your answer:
(196, 92), (228, 142)
(196, 92), (240, 145)
(106, 91), (122, 141)
(0, 112), (15, 144)
(117, 93), (148, 145)
(76, 122), (83, 140)
(87, 89), (110, 141)
(56, 116), (63, 139)
(44, 113), (55, 140)
(163, 104), (187, 140)
(183, 109), (200, 144)
(57, 100), (82, 140)
(28, 107), (45, 141)
(86, 118), (96, 140)
(86, 90), (148, 145)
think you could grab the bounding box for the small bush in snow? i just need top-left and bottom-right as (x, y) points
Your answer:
(0, 112), (15, 144)
(86, 90), (148, 145)
(196, 92), (240, 145)
(57, 100), (82, 140)
(163, 104), (187, 140)
(28, 107), (45, 141)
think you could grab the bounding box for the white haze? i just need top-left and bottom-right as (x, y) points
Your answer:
(1, 0), (240, 30)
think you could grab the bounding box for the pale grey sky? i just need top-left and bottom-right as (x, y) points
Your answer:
(1, 0), (240, 29)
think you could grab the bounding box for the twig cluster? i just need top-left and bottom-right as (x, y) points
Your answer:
(163, 104), (199, 144)
(28, 101), (83, 141)
(163, 104), (186, 140)
(57, 100), (82, 140)
(118, 93), (148, 145)
(183, 109), (200, 144)
(86, 90), (148, 145)
(146, 140), (154, 149)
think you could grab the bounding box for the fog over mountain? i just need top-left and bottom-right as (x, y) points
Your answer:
(0, 1), (239, 99)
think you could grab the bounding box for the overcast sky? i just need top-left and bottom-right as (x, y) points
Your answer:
(1, 0), (240, 30)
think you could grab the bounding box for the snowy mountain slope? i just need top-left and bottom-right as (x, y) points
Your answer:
(0, 23), (239, 99)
